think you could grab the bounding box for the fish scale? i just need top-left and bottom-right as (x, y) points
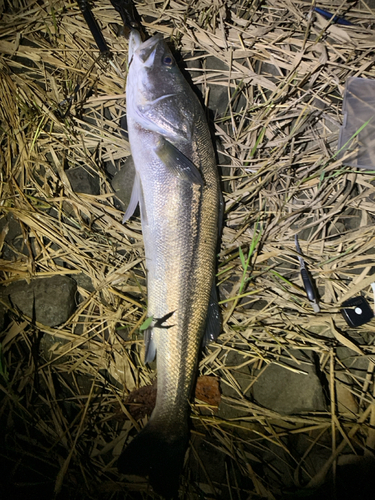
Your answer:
(118, 31), (220, 498)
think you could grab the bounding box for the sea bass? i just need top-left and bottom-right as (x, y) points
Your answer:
(118, 31), (221, 498)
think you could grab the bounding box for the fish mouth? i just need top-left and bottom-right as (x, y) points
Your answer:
(137, 35), (163, 66)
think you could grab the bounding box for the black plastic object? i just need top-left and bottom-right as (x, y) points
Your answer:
(341, 296), (374, 327)
(109, 0), (146, 39)
(77, 0), (110, 56)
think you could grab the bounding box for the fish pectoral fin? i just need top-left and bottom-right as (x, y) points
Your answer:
(203, 282), (221, 345)
(156, 138), (204, 186)
(144, 327), (156, 363)
(122, 171), (141, 223)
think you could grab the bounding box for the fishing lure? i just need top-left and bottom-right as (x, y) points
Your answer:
(295, 235), (320, 313)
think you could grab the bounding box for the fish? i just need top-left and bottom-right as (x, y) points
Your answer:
(117, 31), (221, 498)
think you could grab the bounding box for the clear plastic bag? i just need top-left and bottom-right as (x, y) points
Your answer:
(337, 77), (375, 170)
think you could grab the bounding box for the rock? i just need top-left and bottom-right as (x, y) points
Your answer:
(0, 275), (76, 327)
(288, 430), (333, 485)
(306, 323), (334, 338)
(215, 138), (232, 192)
(187, 435), (227, 496)
(39, 332), (68, 363)
(337, 207), (362, 232)
(335, 372), (358, 416)
(0, 302), (6, 332)
(335, 453), (375, 500)
(328, 207), (362, 239)
(252, 351), (326, 414)
(259, 440), (295, 491)
(182, 50), (203, 96)
(0, 213), (26, 260)
(110, 156), (137, 213)
(260, 61), (283, 78)
(217, 350), (253, 419)
(74, 273), (95, 293)
(328, 221), (346, 238)
(0, 276), (77, 363)
(205, 56), (229, 117)
(44, 242), (66, 269)
(295, 217), (316, 241)
(336, 346), (369, 379)
(66, 165), (100, 195)
(221, 350), (253, 395)
(205, 56), (247, 118)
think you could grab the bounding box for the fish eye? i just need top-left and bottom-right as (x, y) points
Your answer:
(162, 55), (174, 67)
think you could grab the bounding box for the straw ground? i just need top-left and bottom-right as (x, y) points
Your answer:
(1, 1), (375, 498)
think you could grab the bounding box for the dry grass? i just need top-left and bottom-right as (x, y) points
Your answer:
(1, 0), (375, 498)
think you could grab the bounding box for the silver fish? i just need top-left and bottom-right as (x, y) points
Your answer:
(117, 31), (221, 497)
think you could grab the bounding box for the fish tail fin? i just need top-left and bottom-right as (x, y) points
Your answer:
(118, 419), (189, 498)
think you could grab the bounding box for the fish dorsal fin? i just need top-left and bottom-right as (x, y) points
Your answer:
(156, 138), (204, 186)
(203, 281), (221, 345)
(122, 171), (141, 223)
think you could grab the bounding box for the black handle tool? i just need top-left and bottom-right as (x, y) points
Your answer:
(295, 234), (320, 313)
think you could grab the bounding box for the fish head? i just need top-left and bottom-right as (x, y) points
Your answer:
(129, 34), (184, 98)
(127, 33), (195, 141)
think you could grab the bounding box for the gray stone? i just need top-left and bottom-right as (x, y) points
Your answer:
(0, 302), (6, 332)
(183, 51), (203, 96)
(217, 350), (253, 419)
(306, 323), (334, 338)
(105, 158), (118, 177)
(0, 275), (76, 327)
(335, 453), (375, 500)
(188, 435), (226, 489)
(66, 165), (100, 195)
(335, 371), (358, 416)
(288, 431), (332, 485)
(215, 138), (232, 192)
(252, 352), (326, 414)
(205, 56), (230, 117)
(49, 242), (67, 269)
(220, 350), (252, 396)
(338, 208), (361, 232)
(39, 332), (68, 363)
(260, 441), (295, 491)
(217, 398), (247, 419)
(336, 346), (369, 380)
(110, 156), (137, 212)
(328, 221), (346, 238)
(255, 60), (282, 78)
(294, 217), (316, 241)
(0, 213), (26, 260)
(74, 273), (95, 293)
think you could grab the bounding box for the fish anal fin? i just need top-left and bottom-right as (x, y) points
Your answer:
(156, 138), (204, 186)
(122, 171), (141, 223)
(144, 327), (156, 363)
